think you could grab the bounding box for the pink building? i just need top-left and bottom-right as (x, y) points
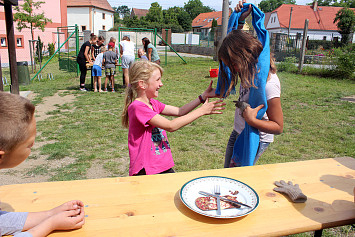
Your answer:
(0, 0), (68, 65)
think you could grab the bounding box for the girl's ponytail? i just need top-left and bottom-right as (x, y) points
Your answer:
(121, 86), (134, 128)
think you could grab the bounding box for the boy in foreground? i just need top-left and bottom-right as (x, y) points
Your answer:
(0, 92), (85, 237)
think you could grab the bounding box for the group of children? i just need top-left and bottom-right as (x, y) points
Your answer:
(78, 34), (151, 93)
(0, 2), (286, 236)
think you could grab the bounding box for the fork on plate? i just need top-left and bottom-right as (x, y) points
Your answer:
(214, 185), (221, 215)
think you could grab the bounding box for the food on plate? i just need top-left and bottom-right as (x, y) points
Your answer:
(195, 195), (241, 211)
(229, 190), (239, 195)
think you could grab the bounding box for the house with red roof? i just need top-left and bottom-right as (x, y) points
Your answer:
(192, 10), (250, 37)
(67, 0), (114, 35)
(266, 2), (354, 42)
(130, 8), (148, 19)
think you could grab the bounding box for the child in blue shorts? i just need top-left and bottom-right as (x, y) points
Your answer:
(92, 46), (106, 92)
(103, 42), (118, 92)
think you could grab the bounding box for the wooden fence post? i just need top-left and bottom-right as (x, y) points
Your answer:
(298, 19), (309, 73)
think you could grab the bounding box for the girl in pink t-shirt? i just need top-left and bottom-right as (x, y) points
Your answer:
(121, 61), (225, 176)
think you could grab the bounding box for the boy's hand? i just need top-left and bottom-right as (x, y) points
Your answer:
(200, 99), (225, 115)
(202, 80), (217, 99)
(49, 200), (84, 216)
(50, 207), (85, 230)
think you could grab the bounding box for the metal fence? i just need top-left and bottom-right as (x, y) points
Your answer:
(1, 26), (79, 88)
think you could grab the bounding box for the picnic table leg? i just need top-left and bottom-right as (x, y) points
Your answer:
(314, 229), (323, 237)
(90, 69), (93, 91)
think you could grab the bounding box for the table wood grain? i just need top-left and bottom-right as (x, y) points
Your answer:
(1, 157), (354, 236)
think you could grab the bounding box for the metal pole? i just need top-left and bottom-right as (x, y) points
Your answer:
(298, 19), (309, 73)
(4, 2), (19, 94)
(165, 29), (168, 66)
(221, 0), (229, 41)
(154, 28), (157, 46)
(288, 7), (293, 39)
(0, 55), (3, 91)
(75, 24), (79, 76)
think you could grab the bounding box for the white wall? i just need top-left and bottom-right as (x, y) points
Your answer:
(267, 13), (280, 29)
(67, 7), (90, 32)
(92, 8), (114, 34)
(171, 33), (199, 45)
(268, 28), (342, 41)
(171, 33), (185, 44)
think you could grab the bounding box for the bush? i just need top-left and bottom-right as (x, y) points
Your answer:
(48, 43), (55, 56)
(307, 40), (335, 50)
(333, 44), (355, 80)
(278, 56), (298, 73)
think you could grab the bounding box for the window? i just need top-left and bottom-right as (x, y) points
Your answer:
(102, 25), (106, 30)
(203, 18), (207, 22)
(0, 37), (6, 47)
(323, 36), (326, 41)
(81, 25), (86, 31)
(16, 37), (22, 47)
(103, 13), (105, 19)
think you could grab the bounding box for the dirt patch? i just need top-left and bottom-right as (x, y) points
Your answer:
(85, 161), (110, 179)
(341, 95), (355, 103)
(0, 90), (77, 186)
(35, 90), (77, 122)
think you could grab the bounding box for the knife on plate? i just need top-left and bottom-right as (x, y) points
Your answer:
(198, 191), (252, 208)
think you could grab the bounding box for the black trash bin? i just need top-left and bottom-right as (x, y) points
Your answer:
(17, 61), (30, 85)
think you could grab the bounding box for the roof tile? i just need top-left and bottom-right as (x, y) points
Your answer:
(271, 4), (354, 31)
(67, 0), (114, 13)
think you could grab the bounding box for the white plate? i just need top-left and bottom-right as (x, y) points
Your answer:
(180, 176), (259, 218)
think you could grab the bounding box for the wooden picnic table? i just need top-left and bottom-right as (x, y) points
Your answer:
(1, 157), (354, 236)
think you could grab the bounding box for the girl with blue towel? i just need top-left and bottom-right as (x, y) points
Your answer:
(216, 1), (284, 167)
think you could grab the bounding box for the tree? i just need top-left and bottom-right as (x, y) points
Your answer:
(113, 6), (130, 26)
(334, 7), (355, 45)
(146, 2), (163, 23)
(177, 11), (192, 31)
(13, 0), (52, 42)
(313, 0), (355, 8)
(115, 5), (130, 18)
(184, 0), (214, 20)
(163, 7), (182, 25)
(258, 0), (296, 13)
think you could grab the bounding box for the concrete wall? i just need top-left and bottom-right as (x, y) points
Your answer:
(171, 44), (214, 56)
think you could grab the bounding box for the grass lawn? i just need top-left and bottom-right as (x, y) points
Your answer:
(2, 56), (354, 236)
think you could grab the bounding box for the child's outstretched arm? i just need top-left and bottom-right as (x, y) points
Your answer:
(149, 98), (225, 132)
(162, 80), (218, 117)
(22, 200), (85, 237)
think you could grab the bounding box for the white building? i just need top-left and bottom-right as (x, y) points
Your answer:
(67, 0), (115, 35)
(265, 3), (354, 42)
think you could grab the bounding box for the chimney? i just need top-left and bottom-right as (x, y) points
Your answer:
(312, 1), (318, 11)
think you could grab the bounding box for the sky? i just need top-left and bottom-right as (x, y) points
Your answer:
(107, 0), (315, 11)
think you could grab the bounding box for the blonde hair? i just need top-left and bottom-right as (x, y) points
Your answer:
(100, 45), (107, 52)
(121, 61), (163, 128)
(0, 92), (35, 152)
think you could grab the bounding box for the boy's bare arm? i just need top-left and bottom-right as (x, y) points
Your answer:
(23, 200), (84, 234)
(26, 208), (84, 237)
